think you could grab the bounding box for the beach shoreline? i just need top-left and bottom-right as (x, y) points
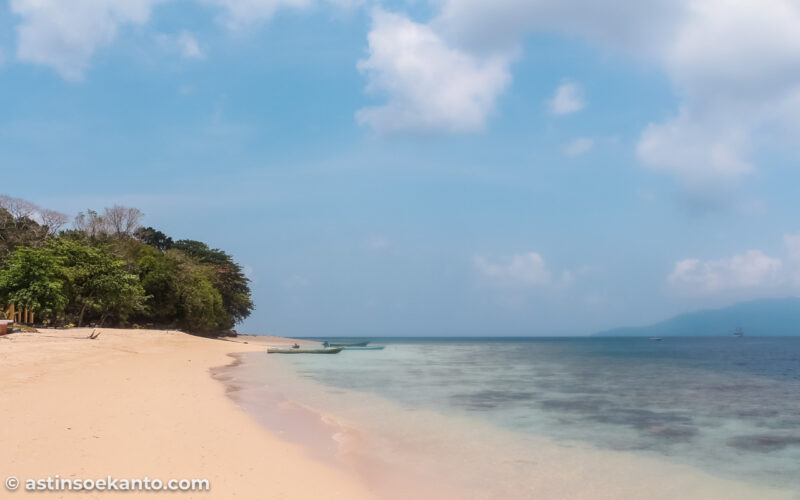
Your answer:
(3, 328), (797, 499)
(0, 328), (374, 499)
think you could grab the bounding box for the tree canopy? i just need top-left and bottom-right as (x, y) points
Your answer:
(0, 196), (253, 333)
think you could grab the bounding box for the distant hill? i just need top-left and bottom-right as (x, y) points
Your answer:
(595, 297), (800, 337)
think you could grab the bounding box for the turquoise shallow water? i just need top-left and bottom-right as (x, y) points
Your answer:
(282, 336), (800, 490)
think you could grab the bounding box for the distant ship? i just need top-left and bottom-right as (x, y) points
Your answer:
(733, 326), (744, 338)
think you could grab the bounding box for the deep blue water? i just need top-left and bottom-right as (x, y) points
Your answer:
(287, 336), (800, 489)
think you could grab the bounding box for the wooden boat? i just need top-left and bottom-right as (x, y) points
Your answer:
(342, 346), (385, 350)
(327, 341), (369, 347)
(267, 347), (343, 354)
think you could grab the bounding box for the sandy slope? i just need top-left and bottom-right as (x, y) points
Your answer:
(0, 328), (374, 499)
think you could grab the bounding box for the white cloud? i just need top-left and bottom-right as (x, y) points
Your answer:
(668, 250), (783, 294)
(474, 252), (553, 287)
(356, 9), (513, 133)
(11, 0), (163, 81)
(636, 0), (800, 184)
(637, 110), (752, 185)
(418, 0), (800, 182)
(548, 81), (585, 115)
(10, 0), (800, 178)
(563, 137), (593, 157)
(669, 235), (800, 296)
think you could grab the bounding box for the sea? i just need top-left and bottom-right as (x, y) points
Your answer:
(218, 337), (800, 498)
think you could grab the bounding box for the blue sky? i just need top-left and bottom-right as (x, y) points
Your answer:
(2, 0), (800, 335)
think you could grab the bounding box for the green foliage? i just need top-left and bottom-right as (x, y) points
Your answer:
(177, 265), (226, 331)
(0, 240), (146, 326)
(49, 239), (146, 326)
(134, 226), (174, 251)
(0, 202), (253, 333)
(0, 246), (67, 319)
(135, 245), (181, 323)
(173, 240), (254, 329)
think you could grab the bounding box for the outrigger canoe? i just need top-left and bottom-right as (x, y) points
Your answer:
(267, 347), (343, 354)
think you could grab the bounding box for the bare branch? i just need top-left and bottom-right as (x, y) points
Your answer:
(102, 205), (143, 237)
(38, 209), (70, 236)
(0, 194), (38, 219)
(74, 210), (106, 238)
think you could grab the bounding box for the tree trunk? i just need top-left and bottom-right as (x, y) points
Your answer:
(77, 302), (88, 327)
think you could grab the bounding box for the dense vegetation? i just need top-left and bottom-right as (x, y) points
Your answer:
(0, 196), (253, 333)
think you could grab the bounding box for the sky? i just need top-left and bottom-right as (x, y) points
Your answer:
(2, 0), (800, 336)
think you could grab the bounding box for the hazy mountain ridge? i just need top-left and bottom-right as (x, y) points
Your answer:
(595, 297), (800, 337)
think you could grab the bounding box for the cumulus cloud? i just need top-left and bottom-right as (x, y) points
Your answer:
(637, 110), (752, 185)
(378, 0), (800, 183)
(356, 9), (513, 133)
(548, 82), (585, 115)
(636, 0), (800, 185)
(563, 137), (593, 157)
(10, 0), (800, 178)
(667, 249), (786, 297)
(11, 0), (163, 80)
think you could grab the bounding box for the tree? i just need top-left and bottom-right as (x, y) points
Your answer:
(0, 194), (68, 242)
(1, 199), (254, 333)
(134, 226), (174, 251)
(134, 244), (181, 324)
(173, 239), (253, 328)
(0, 207), (48, 259)
(104, 205), (143, 238)
(0, 246), (67, 322)
(73, 210), (107, 239)
(39, 209), (70, 236)
(176, 266), (226, 331)
(0, 194), (37, 220)
(50, 239), (146, 326)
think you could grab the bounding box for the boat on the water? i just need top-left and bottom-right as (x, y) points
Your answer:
(733, 327), (744, 338)
(267, 347), (343, 354)
(649, 337), (663, 341)
(325, 341), (369, 347)
(342, 346), (385, 350)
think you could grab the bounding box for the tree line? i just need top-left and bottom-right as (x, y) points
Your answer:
(0, 195), (253, 333)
